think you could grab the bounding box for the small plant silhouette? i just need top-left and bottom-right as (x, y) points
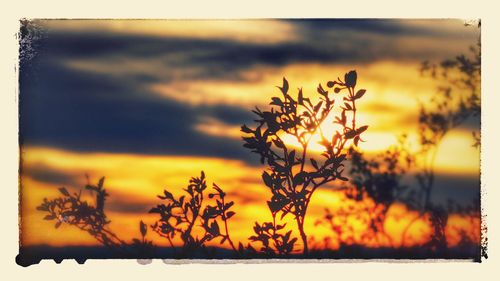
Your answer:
(247, 215), (297, 257)
(37, 176), (154, 257)
(149, 171), (237, 256)
(242, 71), (368, 255)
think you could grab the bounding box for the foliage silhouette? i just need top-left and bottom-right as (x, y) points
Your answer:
(348, 135), (414, 206)
(247, 213), (297, 257)
(316, 136), (414, 248)
(37, 176), (155, 258)
(401, 24), (481, 250)
(149, 171), (237, 257)
(242, 70), (368, 255)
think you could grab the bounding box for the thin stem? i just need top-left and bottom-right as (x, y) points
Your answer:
(155, 229), (176, 252)
(102, 228), (127, 246)
(271, 213), (282, 255)
(423, 138), (441, 210)
(296, 215), (308, 256)
(400, 214), (421, 247)
(221, 196), (238, 253)
(299, 143), (308, 173)
(350, 87), (357, 130)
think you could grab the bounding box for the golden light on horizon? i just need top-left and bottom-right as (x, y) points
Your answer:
(20, 146), (479, 249)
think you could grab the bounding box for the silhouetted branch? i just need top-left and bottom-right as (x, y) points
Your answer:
(149, 171), (238, 257)
(242, 71), (368, 255)
(37, 177), (155, 257)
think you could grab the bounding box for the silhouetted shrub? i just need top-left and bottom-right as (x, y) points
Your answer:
(37, 177), (154, 257)
(242, 71), (368, 255)
(149, 171), (237, 257)
(247, 218), (297, 257)
(403, 24), (481, 250)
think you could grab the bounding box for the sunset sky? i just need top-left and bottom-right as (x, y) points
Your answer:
(19, 19), (480, 250)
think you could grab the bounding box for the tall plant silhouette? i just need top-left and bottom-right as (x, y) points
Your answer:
(402, 26), (481, 249)
(37, 177), (154, 257)
(242, 70), (368, 255)
(149, 171), (237, 257)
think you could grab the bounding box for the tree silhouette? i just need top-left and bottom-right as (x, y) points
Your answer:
(242, 70), (368, 255)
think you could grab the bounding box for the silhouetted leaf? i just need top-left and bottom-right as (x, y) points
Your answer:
(298, 88), (304, 105)
(313, 101), (323, 113)
(140, 220), (147, 237)
(338, 175), (349, 181)
(345, 129), (357, 139)
(58, 187), (69, 196)
(36, 205), (47, 211)
(293, 171), (307, 186)
(241, 125), (253, 134)
(356, 125), (369, 134)
(353, 89), (366, 100)
(271, 97), (283, 106)
(345, 70), (357, 88)
(98, 177), (105, 189)
(268, 200), (286, 214)
(44, 214), (55, 220)
(273, 138), (285, 148)
(310, 158), (318, 169)
(317, 84), (327, 96)
(225, 201), (234, 210)
(289, 150), (296, 163)
(280, 77), (289, 94)
(262, 172), (273, 188)
(210, 221), (220, 236)
(226, 211), (235, 219)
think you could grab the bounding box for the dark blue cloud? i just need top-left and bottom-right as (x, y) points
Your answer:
(288, 19), (472, 37)
(431, 173), (480, 207)
(28, 19), (478, 84)
(24, 163), (79, 187)
(19, 59), (258, 163)
(19, 19), (479, 168)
